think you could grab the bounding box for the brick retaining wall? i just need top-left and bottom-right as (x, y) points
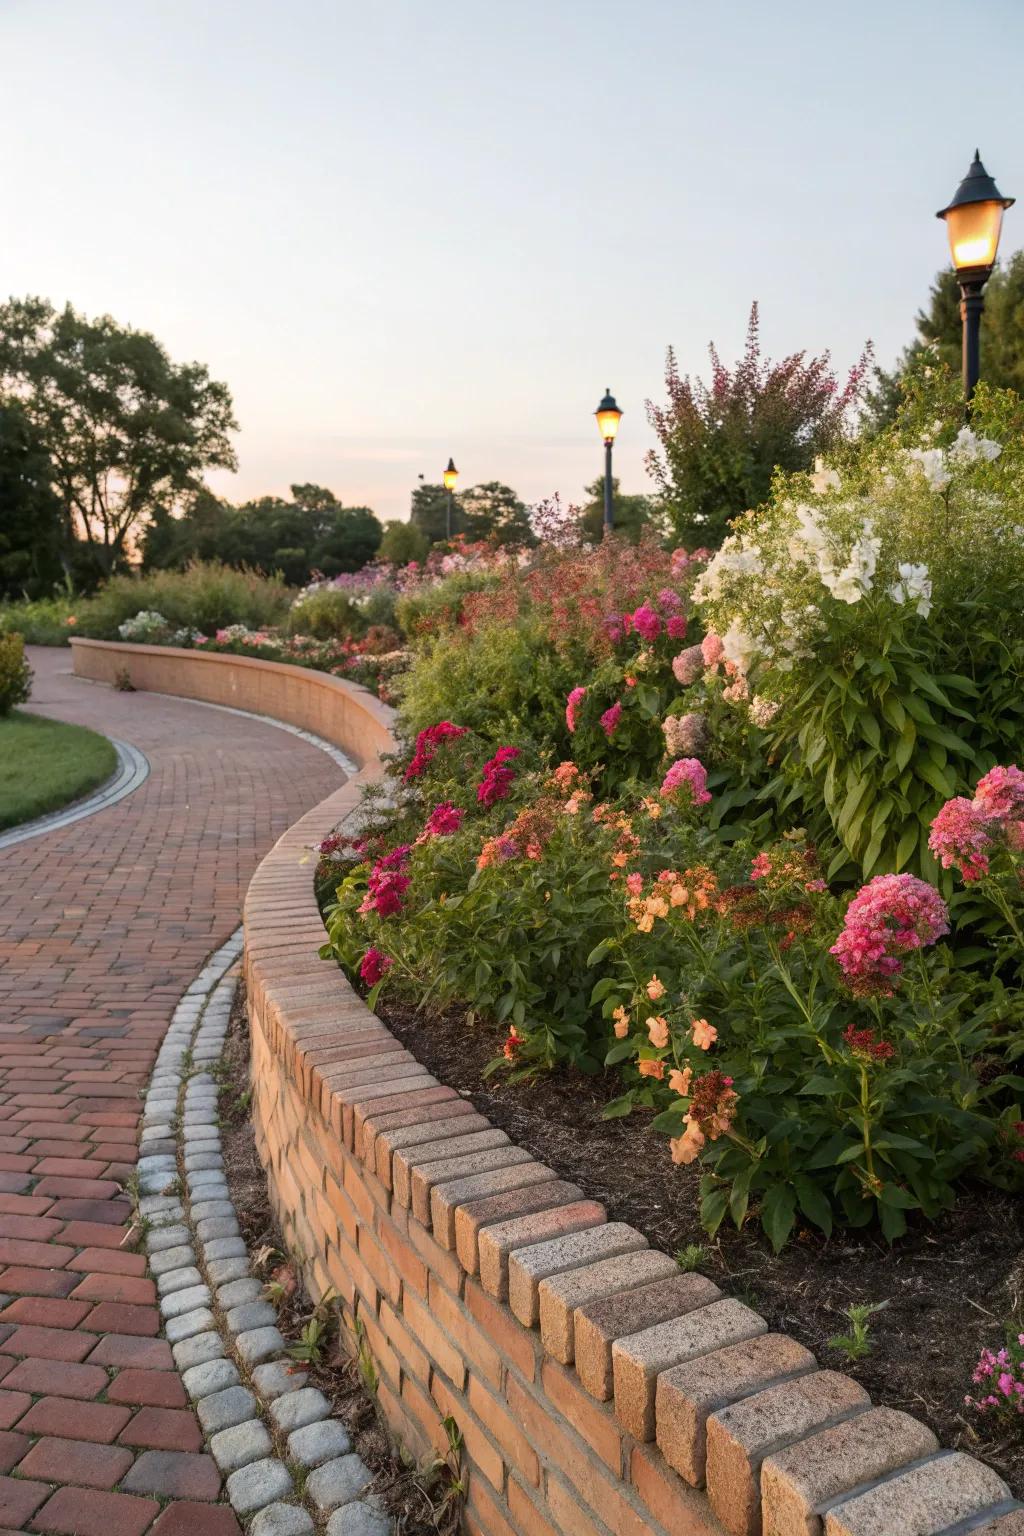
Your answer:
(79, 642), (1024, 1534)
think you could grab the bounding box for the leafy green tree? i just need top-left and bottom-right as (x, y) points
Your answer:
(646, 303), (869, 549)
(868, 251), (1024, 429)
(379, 520), (429, 564)
(0, 398), (65, 598)
(578, 476), (665, 545)
(0, 297), (237, 583)
(460, 481), (533, 546)
(410, 481), (464, 544)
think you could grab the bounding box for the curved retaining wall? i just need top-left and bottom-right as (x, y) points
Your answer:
(76, 642), (1023, 1536)
(70, 637), (393, 766)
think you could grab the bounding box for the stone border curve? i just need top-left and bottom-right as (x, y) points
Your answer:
(76, 639), (1024, 1536)
(0, 736), (149, 851)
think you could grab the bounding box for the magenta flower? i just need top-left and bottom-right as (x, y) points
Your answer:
(423, 802), (464, 838)
(359, 948), (393, 986)
(477, 747), (520, 807)
(631, 604), (662, 643)
(404, 721), (468, 782)
(830, 873), (949, 996)
(566, 686), (587, 733)
(359, 845), (412, 918)
(600, 701), (623, 739)
(659, 757), (711, 806)
(929, 797), (993, 882)
(666, 614), (688, 640)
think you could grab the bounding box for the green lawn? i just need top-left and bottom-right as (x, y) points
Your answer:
(0, 711), (118, 830)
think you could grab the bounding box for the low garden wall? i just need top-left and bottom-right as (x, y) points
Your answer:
(77, 641), (1021, 1535)
(70, 637), (393, 766)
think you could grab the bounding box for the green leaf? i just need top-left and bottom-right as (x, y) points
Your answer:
(761, 1183), (797, 1253)
(587, 940), (612, 967)
(601, 1093), (635, 1120)
(604, 1039), (635, 1066)
(700, 1186), (729, 1237)
(794, 1176), (833, 1237)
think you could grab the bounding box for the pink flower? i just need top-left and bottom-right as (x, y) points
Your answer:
(603, 614), (625, 643)
(600, 701), (623, 739)
(672, 645), (704, 685)
(359, 845), (412, 918)
(663, 712), (708, 756)
(666, 614), (688, 640)
(566, 686), (587, 733)
(830, 873), (949, 995)
(657, 588), (682, 612)
(423, 802), (464, 838)
(974, 765), (1024, 821)
(928, 797), (992, 881)
(625, 872), (644, 895)
(359, 948), (393, 986)
(405, 721), (468, 781)
(477, 747), (520, 806)
(631, 604), (662, 642)
(749, 853), (772, 881)
(700, 633), (724, 667)
(660, 757), (711, 806)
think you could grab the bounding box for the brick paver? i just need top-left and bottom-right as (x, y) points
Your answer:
(0, 648), (341, 1529)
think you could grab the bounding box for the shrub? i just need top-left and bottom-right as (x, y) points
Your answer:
(0, 597), (78, 646)
(693, 371), (1024, 880)
(0, 633), (31, 714)
(78, 561), (291, 637)
(288, 588), (365, 640)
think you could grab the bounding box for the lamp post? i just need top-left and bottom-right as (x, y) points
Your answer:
(442, 458), (458, 541)
(937, 151), (1014, 403)
(594, 389), (622, 532)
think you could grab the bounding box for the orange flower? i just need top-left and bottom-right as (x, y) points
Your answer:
(612, 1006), (630, 1039)
(668, 1065), (693, 1097)
(637, 1058), (665, 1079)
(646, 975), (665, 1001)
(646, 1015), (669, 1049)
(669, 1118), (705, 1165)
(691, 1018), (718, 1051)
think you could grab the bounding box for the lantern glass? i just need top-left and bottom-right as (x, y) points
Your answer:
(596, 406), (621, 443)
(443, 467), (458, 491)
(945, 198), (1005, 271)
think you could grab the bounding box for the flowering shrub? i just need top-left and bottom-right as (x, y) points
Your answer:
(0, 632), (31, 715)
(965, 1332), (1024, 1425)
(692, 372), (1024, 878)
(118, 610), (172, 642)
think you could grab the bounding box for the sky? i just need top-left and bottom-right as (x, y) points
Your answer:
(4, 0), (1024, 523)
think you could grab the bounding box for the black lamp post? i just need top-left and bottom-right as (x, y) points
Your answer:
(937, 151), (1014, 403)
(442, 458), (458, 540)
(594, 389), (622, 532)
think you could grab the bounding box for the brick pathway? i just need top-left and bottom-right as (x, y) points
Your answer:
(0, 649), (344, 1533)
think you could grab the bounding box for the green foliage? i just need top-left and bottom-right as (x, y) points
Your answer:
(0, 710), (117, 827)
(0, 596), (77, 646)
(288, 588), (366, 640)
(379, 520), (430, 565)
(695, 371), (1024, 878)
(578, 476), (667, 545)
(0, 296), (237, 584)
(828, 1301), (887, 1361)
(75, 561), (291, 639)
(143, 484), (382, 583)
(675, 1244), (708, 1272)
(0, 399), (65, 599)
(460, 481), (534, 547)
(0, 633), (31, 715)
(646, 302), (869, 549)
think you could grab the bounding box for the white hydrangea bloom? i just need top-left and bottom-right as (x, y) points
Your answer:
(949, 425), (1002, 464)
(906, 446), (951, 492)
(721, 618), (757, 674)
(888, 561), (932, 618)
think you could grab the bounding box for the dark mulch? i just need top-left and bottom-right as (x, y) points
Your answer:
(379, 995), (1024, 1497)
(219, 983), (462, 1535)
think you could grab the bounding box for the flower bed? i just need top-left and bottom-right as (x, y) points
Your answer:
(316, 374), (1024, 1483)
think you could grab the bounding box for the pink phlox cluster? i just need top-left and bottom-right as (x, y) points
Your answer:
(630, 603), (662, 642)
(566, 686), (587, 733)
(672, 645), (705, 686)
(404, 721), (468, 781)
(928, 797), (993, 881)
(359, 845), (412, 917)
(420, 802), (464, 840)
(660, 757), (711, 806)
(700, 633), (724, 667)
(600, 701), (623, 739)
(830, 873), (949, 994)
(477, 747), (520, 806)
(965, 1343), (1024, 1415)
(359, 948), (393, 985)
(974, 765), (1024, 820)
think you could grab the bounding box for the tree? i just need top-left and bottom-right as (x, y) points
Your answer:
(646, 303), (870, 549)
(0, 398), (65, 598)
(578, 476), (666, 545)
(410, 482), (464, 544)
(459, 481), (533, 546)
(379, 520), (429, 565)
(0, 297), (237, 584)
(867, 251), (1024, 429)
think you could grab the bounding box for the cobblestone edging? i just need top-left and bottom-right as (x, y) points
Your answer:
(0, 736), (149, 851)
(137, 927), (393, 1535)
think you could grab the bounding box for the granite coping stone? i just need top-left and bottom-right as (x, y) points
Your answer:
(452, 1179), (591, 1270)
(539, 1246), (679, 1365)
(822, 1452), (1010, 1536)
(476, 1200), (609, 1302)
(506, 1221), (649, 1326)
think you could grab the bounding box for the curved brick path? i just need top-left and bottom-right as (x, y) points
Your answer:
(0, 648), (344, 1534)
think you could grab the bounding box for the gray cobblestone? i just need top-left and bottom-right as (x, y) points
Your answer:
(148, 1244), (195, 1276)
(207, 1256), (251, 1286)
(326, 1505), (393, 1536)
(253, 1360), (309, 1398)
(165, 1304), (216, 1342)
(287, 1419), (351, 1468)
(217, 1278), (264, 1309)
(226, 1300), (278, 1333)
(204, 1234), (247, 1260)
(160, 1282), (212, 1319)
(211, 1417), (273, 1472)
(236, 1324), (286, 1364)
(174, 1331), (226, 1374)
(156, 1265), (204, 1296)
(307, 1454), (373, 1512)
(197, 1384), (258, 1434)
(226, 1455), (294, 1515)
(270, 1387), (332, 1433)
(251, 1508), (315, 1536)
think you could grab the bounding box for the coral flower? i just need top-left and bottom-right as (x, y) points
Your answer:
(691, 1018), (717, 1050)
(670, 1119), (705, 1165)
(647, 1015), (670, 1048)
(669, 1065), (693, 1097)
(612, 1006), (630, 1039)
(637, 1058), (665, 1079)
(646, 976), (666, 1001)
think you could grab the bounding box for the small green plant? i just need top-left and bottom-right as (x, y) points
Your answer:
(352, 1314), (378, 1398)
(0, 633), (31, 715)
(828, 1300), (888, 1361)
(114, 667), (135, 691)
(287, 1317), (329, 1366)
(675, 1243), (708, 1273)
